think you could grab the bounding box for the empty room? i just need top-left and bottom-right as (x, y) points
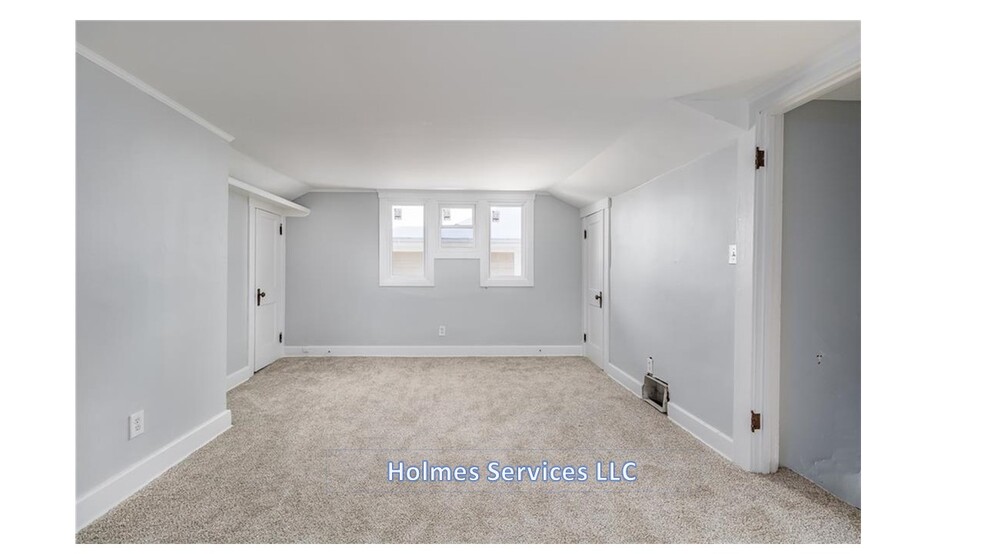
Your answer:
(67, 17), (874, 545)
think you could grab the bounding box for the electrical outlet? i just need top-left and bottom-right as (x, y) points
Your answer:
(129, 410), (145, 439)
(438, 325), (446, 337)
(646, 357), (654, 375)
(816, 352), (824, 365)
(728, 244), (738, 264)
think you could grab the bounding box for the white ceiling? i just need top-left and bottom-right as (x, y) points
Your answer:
(76, 21), (860, 205)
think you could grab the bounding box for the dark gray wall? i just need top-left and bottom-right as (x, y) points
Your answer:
(780, 100), (861, 507)
(610, 143), (737, 436)
(76, 55), (229, 497)
(227, 190), (249, 374)
(285, 193), (581, 346)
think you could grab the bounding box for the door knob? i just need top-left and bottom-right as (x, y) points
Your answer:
(595, 292), (603, 308)
(257, 288), (266, 305)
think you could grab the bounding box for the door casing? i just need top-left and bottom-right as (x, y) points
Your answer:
(733, 32), (860, 473)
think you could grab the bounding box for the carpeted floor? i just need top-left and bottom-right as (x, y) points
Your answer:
(77, 356), (860, 543)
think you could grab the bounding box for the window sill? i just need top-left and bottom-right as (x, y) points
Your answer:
(379, 278), (435, 287)
(480, 277), (534, 288)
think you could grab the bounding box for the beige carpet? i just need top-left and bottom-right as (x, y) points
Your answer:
(77, 356), (860, 543)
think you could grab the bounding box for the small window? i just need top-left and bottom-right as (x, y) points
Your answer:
(440, 205), (475, 250)
(481, 196), (534, 287)
(489, 205), (523, 277)
(391, 205), (425, 277)
(380, 200), (433, 286)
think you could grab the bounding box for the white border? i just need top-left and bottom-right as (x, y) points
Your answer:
(284, 345), (584, 357)
(226, 365), (253, 391)
(76, 43), (235, 143)
(605, 362), (642, 397)
(75, 410), (232, 531)
(668, 402), (735, 461)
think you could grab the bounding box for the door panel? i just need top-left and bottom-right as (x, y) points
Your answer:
(583, 210), (605, 368)
(254, 208), (282, 370)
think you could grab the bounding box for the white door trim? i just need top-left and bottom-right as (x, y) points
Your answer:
(581, 198), (611, 371)
(733, 33), (860, 473)
(248, 198), (286, 373)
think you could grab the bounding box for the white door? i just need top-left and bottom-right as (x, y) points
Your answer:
(583, 210), (605, 368)
(254, 208), (282, 370)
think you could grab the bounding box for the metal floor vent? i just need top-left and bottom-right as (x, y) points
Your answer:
(642, 374), (669, 413)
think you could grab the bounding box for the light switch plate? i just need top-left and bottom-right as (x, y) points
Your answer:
(728, 244), (737, 264)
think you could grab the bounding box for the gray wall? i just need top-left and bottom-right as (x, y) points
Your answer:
(286, 193), (581, 346)
(610, 143), (737, 436)
(76, 55), (229, 497)
(227, 190), (249, 374)
(780, 100), (861, 507)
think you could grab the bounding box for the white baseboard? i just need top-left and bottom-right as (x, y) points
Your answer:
(605, 362), (643, 397)
(667, 401), (734, 461)
(226, 365), (252, 391)
(284, 345), (585, 357)
(76, 410), (232, 531)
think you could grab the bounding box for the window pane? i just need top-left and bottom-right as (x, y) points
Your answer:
(441, 207), (473, 227)
(441, 227), (475, 247)
(490, 206), (522, 277)
(440, 206), (475, 248)
(392, 205), (424, 277)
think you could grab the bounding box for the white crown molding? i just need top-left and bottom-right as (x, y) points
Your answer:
(306, 187), (379, 194)
(76, 43), (235, 143)
(228, 177), (310, 217)
(76, 410), (232, 531)
(284, 345), (584, 357)
(377, 190), (537, 202)
(747, 30), (861, 119)
(308, 188), (558, 202)
(579, 197), (611, 218)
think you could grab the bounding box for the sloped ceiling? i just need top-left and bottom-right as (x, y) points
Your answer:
(76, 21), (859, 205)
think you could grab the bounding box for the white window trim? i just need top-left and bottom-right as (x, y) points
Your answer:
(436, 202), (479, 258)
(378, 197), (435, 286)
(480, 196), (535, 287)
(378, 191), (534, 287)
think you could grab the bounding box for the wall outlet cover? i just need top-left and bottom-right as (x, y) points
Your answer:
(129, 410), (145, 439)
(438, 325), (447, 337)
(728, 244), (738, 264)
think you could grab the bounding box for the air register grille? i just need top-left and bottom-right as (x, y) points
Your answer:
(642, 374), (669, 414)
